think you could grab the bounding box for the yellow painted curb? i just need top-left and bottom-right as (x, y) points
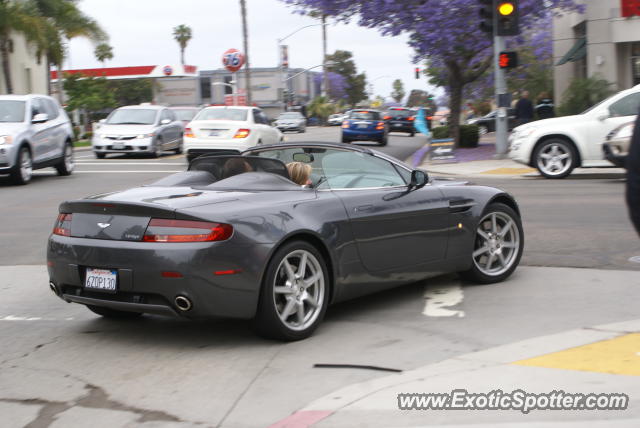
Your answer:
(514, 333), (640, 376)
(481, 167), (536, 175)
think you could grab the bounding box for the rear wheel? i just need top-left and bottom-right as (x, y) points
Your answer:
(94, 152), (106, 159)
(409, 131), (415, 137)
(87, 305), (143, 319)
(478, 125), (489, 136)
(379, 134), (388, 146)
(253, 241), (329, 341)
(10, 146), (33, 185)
(341, 136), (351, 144)
(459, 203), (523, 284)
(174, 141), (183, 154)
(55, 141), (74, 176)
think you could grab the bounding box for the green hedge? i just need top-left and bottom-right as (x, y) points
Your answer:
(431, 125), (479, 148)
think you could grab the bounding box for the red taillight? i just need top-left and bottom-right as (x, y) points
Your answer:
(408, 116), (415, 121)
(53, 213), (72, 236)
(143, 219), (233, 243)
(383, 115), (391, 120)
(184, 127), (195, 138)
(375, 121), (385, 130)
(341, 121), (350, 128)
(233, 129), (250, 139)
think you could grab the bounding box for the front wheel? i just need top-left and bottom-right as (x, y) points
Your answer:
(55, 142), (74, 176)
(478, 125), (489, 136)
(533, 139), (577, 179)
(94, 152), (106, 159)
(253, 241), (329, 341)
(459, 203), (523, 284)
(10, 146), (33, 185)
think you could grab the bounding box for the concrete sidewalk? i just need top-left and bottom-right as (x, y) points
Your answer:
(271, 266), (640, 428)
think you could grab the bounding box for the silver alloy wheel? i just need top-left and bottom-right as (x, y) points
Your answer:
(478, 125), (488, 136)
(64, 144), (75, 172)
(472, 211), (520, 277)
(537, 142), (572, 176)
(273, 249), (325, 331)
(20, 148), (33, 182)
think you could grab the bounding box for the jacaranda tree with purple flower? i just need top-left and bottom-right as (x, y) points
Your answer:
(281, 0), (580, 144)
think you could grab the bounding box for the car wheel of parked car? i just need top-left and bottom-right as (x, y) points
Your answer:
(87, 305), (143, 319)
(94, 152), (106, 159)
(150, 140), (159, 158)
(253, 240), (329, 341)
(341, 136), (351, 144)
(478, 125), (489, 136)
(533, 138), (577, 179)
(55, 141), (75, 176)
(459, 203), (523, 284)
(10, 146), (33, 185)
(174, 142), (183, 155)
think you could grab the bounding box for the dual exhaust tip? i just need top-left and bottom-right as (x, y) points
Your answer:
(174, 295), (192, 312)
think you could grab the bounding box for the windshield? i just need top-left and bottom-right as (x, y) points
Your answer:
(172, 109), (198, 121)
(350, 111), (381, 120)
(581, 96), (614, 115)
(107, 109), (157, 125)
(195, 108), (248, 121)
(387, 110), (412, 118)
(0, 100), (26, 123)
(278, 113), (302, 119)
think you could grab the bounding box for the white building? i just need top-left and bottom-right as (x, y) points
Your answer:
(553, 1), (640, 101)
(0, 31), (48, 95)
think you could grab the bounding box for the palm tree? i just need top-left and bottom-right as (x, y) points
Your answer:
(94, 43), (113, 67)
(172, 24), (192, 65)
(307, 96), (335, 125)
(0, 0), (43, 94)
(31, 0), (106, 99)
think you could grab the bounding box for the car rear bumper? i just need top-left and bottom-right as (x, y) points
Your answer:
(387, 122), (414, 132)
(342, 129), (385, 140)
(184, 137), (254, 154)
(47, 235), (270, 319)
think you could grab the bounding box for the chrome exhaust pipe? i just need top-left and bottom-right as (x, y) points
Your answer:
(49, 282), (59, 296)
(174, 295), (192, 312)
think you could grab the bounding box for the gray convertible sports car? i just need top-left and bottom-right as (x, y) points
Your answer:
(47, 142), (524, 340)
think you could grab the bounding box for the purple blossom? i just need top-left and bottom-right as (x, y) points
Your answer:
(313, 71), (349, 100)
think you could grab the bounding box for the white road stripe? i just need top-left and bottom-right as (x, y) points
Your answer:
(423, 283), (465, 317)
(0, 315), (75, 321)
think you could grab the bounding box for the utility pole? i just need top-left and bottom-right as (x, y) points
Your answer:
(321, 14), (329, 99)
(240, 0), (252, 105)
(493, 30), (509, 158)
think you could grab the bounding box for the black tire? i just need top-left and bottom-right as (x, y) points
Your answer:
(94, 152), (106, 159)
(341, 136), (351, 144)
(253, 240), (330, 341)
(174, 142), (183, 155)
(9, 146), (32, 185)
(409, 131), (415, 137)
(379, 135), (388, 146)
(87, 305), (143, 319)
(55, 141), (74, 176)
(149, 140), (160, 158)
(533, 138), (578, 179)
(459, 203), (524, 284)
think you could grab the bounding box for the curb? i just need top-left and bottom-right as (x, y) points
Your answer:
(269, 315), (640, 427)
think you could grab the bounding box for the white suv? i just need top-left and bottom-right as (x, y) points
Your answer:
(509, 84), (640, 178)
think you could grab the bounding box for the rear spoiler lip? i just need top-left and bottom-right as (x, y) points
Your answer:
(59, 200), (179, 219)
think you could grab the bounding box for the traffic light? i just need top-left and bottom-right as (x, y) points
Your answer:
(415, 67), (421, 79)
(479, 0), (494, 34)
(496, 1), (520, 36)
(499, 51), (518, 69)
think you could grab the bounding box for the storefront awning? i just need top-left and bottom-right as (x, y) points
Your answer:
(556, 38), (587, 66)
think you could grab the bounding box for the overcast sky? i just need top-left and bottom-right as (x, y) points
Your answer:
(66, 0), (439, 99)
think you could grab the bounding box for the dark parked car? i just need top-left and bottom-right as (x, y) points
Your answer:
(383, 107), (416, 136)
(467, 109), (517, 135)
(47, 142), (524, 341)
(341, 110), (388, 145)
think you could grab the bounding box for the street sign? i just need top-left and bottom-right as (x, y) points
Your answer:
(429, 139), (457, 163)
(222, 49), (245, 73)
(225, 94), (247, 106)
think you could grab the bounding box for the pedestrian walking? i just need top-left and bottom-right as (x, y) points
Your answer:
(535, 93), (555, 120)
(626, 108), (640, 237)
(514, 91), (534, 126)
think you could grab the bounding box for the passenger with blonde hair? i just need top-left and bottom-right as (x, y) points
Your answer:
(286, 162), (313, 186)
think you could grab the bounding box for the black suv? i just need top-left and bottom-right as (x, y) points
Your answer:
(383, 108), (416, 136)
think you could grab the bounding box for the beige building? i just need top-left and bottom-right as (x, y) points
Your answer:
(0, 31), (48, 95)
(553, 0), (640, 101)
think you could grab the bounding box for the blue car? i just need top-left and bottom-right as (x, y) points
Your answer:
(341, 109), (388, 146)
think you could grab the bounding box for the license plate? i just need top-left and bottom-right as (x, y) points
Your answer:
(357, 124), (368, 129)
(112, 142), (125, 150)
(209, 130), (221, 137)
(394, 123), (402, 127)
(85, 268), (117, 292)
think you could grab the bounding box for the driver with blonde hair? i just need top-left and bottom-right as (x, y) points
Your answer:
(286, 162), (313, 186)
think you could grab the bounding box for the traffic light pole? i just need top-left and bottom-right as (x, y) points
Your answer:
(493, 33), (509, 159)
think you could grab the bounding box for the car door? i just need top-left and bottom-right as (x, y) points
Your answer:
(322, 151), (450, 273)
(42, 98), (65, 159)
(29, 98), (54, 162)
(158, 109), (173, 148)
(585, 92), (640, 161)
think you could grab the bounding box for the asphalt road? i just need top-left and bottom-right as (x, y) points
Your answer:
(1, 127), (638, 427)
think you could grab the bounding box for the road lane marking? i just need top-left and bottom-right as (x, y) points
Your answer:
(423, 283), (465, 317)
(0, 315), (75, 321)
(514, 333), (640, 376)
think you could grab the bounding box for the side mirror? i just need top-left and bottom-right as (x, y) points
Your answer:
(597, 110), (610, 121)
(99, 119), (106, 124)
(160, 119), (171, 125)
(410, 170), (429, 189)
(32, 113), (48, 124)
